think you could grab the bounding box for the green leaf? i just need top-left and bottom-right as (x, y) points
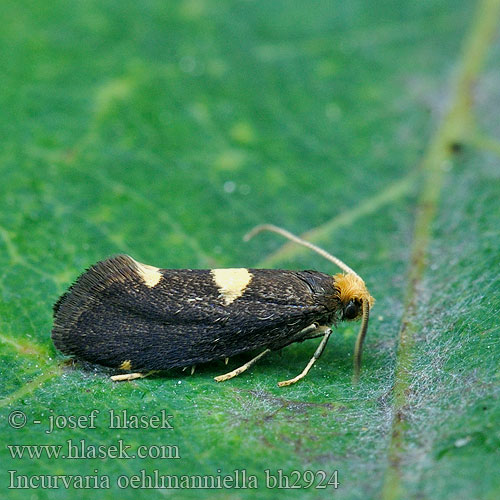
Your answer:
(1, 1), (499, 499)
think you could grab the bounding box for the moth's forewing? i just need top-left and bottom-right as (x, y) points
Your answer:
(52, 256), (340, 370)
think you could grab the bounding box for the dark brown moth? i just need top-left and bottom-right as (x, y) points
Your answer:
(52, 225), (374, 386)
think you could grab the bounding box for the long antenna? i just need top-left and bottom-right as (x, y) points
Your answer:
(353, 299), (370, 381)
(244, 224), (360, 277)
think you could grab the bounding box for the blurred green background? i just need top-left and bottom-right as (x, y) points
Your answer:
(1, 0), (499, 499)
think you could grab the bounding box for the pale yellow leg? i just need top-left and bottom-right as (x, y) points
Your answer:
(111, 370), (156, 382)
(214, 323), (327, 383)
(278, 328), (332, 387)
(214, 349), (271, 382)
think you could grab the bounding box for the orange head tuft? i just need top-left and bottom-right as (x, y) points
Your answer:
(333, 273), (375, 320)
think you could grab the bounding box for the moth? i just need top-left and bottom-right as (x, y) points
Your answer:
(52, 225), (374, 386)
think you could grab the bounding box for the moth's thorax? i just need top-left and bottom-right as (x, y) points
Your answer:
(333, 273), (375, 317)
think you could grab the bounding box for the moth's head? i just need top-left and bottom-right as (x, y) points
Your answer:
(333, 272), (374, 380)
(334, 273), (375, 321)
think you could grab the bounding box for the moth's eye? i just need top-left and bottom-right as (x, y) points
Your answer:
(343, 300), (359, 320)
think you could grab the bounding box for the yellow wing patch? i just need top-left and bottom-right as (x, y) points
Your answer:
(119, 360), (132, 371)
(211, 268), (252, 305)
(131, 258), (162, 288)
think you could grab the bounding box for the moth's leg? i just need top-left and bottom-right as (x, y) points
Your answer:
(214, 324), (330, 383)
(291, 323), (321, 341)
(214, 349), (271, 382)
(299, 324), (332, 341)
(269, 323), (323, 351)
(183, 364), (198, 375)
(111, 370), (156, 382)
(278, 327), (332, 387)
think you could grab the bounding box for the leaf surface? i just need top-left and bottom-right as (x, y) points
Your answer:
(1, 1), (499, 499)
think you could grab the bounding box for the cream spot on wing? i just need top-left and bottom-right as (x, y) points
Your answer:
(119, 360), (132, 371)
(131, 258), (162, 288)
(211, 268), (252, 305)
